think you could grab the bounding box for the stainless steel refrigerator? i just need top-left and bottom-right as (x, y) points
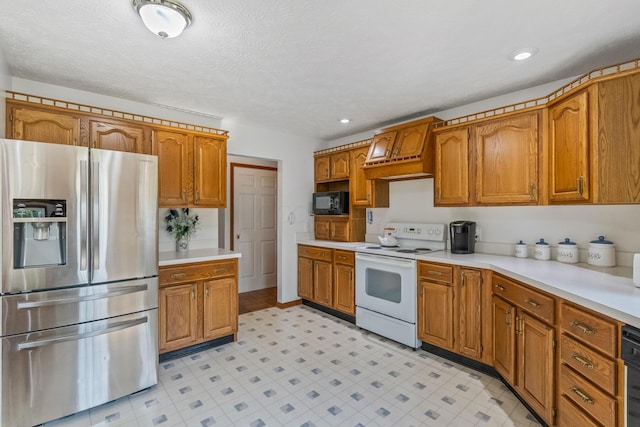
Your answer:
(0, 139), (159, 426)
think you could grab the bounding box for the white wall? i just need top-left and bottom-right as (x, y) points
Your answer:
(334, 76), (640, 266)
(221, 118), (322, 303)
(0, 43), (11, 138)
(366, 179), (640, 266)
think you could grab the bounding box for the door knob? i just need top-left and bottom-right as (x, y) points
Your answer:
(236, 234), (240, 239)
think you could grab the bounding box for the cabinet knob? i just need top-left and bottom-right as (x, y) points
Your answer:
(236, 234), (240, 239)
(577, 176), (584, 195)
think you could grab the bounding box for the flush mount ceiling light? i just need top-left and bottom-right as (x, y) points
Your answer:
(510, 48), (538, 61)
(133, 0), (192, 39)
(339, 118), (351, 124)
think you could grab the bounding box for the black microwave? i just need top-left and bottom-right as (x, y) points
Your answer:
(312, 191), (349, 215)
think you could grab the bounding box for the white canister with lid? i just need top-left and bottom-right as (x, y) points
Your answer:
(534, 239), (550, 260)
(588, 236), (616, 267)
(514, 240), (528, 258)
(557, 238), (578, 264)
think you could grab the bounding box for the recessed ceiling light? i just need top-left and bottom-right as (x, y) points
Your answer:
(339, 118), (351, 124)
(510, 48), (538, 61)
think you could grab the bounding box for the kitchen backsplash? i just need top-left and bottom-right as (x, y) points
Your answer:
(158, 208), (219, 252)
(365, 179), (640, 266)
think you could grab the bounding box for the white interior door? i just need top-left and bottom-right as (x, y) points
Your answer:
(233, 166), (277, 293)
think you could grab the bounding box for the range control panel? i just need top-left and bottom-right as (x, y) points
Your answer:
(385, 223), (446, 241)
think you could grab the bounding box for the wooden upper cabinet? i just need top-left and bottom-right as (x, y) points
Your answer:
(314, 152), (350, 182)
(394, 122), (429, 158)
(365, 131), (397, 163)
(330, 151), (350, 180)
(9, 107), (80, 146)
(314, 155), (331, 182)
(549, 90), (590, 202)
(89, 120), (149, 154)
(350, 145), (389, 207)
(193, 135), (227, 207)
(474, 113), (539, 205)
(156, 129), (190, 207)
(434, 127), (470, 206)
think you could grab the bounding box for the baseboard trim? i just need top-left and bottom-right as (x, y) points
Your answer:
(302, 300), (356, 324)
(158, 334), (234, 363)
(276, 299), (302, 309)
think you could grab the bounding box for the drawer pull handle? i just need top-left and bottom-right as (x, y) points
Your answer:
(495, 284), (506, 291)
(525, 299), (541, 308)
(571, 353), (594, 369)
(171, 273), (187, 279)
(428, 270), (442, 276)
(339, 256), (346, 260)
(571, 386), (594, 405)
(571, 321), (595, 335)
(214, 268), (227, 274)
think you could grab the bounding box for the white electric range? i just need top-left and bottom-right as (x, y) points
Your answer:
(355, 223), (446, 348)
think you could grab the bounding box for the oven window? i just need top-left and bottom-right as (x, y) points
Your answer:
(365, 268), (401, 303)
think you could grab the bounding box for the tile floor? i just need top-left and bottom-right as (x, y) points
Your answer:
(44, 306), (540, 427)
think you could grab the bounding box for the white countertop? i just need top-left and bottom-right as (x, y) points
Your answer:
(298, 240), (640, 328)
(159, 248), (241, 266)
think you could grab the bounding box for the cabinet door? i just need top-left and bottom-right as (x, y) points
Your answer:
(475, 113), (539, 204)
(10, 107), (80, 146)
(351, 146), (373, 206)
(314, 155), (330, 181)
(330, 219), (350, 242)
(394, 123), (429, 158)
(89, 120), (148, 154)
(365, 131), (397, 163)
(314, 217), (331, 240)
(492, 296), (516, 385)
(333, 263), (355, 315)
(203, 277), (237, 339)
(457, 268), (483, 359)
(435, 128), (470, 206)
(313, 260), (333, 306)
(517, 312), (555, 425)
(298, 256), (314, 299)
(156, 130), (190, 207)
(159, 283), (198, 352)
(330, 151), (350, 180)
(193, 135), (226, 207)
(549, 90), (590, 202)
(417, 280), (454, 350)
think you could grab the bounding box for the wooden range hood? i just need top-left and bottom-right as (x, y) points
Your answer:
(362, 116), (441, 181)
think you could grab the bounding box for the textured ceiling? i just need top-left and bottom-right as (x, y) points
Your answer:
(1, 1), (640, 141)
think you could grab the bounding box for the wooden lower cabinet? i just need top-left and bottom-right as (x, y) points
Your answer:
(297, 245), (355, 316)
(159, 259), (238, 354)
(492, 274), (555, 425)
(417, 263), (487, 362)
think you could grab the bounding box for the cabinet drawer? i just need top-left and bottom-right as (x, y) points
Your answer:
(298, 245), (333, 261)
(418, 262), (453, 284)
(560, 334), (617, 395)
(492, 274), (555, 324)
(334, 250), (354, 265)
(561, 303), (618, 357)
(159, 260), (237, 286)
(559, 364), (616, 427)
(558, 395), (602, 427)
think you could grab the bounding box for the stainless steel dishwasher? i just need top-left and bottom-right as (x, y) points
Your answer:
(622, 325), (640, 425)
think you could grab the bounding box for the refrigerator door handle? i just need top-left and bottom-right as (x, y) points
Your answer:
(16, 316), (148, 350)
(92, 159), (100, 277)
(16, 284), (149, 309)
(80, 159), (88, 271)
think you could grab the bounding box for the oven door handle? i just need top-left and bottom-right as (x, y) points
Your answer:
(356, 253), (415, 267)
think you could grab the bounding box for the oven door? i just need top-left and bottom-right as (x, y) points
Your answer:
(355, 253), (416, 323)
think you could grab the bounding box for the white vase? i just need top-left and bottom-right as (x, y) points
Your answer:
(176, 236), (189, 252)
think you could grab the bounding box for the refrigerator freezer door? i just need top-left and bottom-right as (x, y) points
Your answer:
(90, 149), (158, 284)
(1, 139), (89, 294)
(1, 277), (157, 336)
(0, 309), (158, 427)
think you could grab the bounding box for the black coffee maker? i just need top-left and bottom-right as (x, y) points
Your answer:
(449, 221), (476, 254)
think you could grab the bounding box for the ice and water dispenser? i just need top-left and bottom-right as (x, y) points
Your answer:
(13, 199), (67, 268)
